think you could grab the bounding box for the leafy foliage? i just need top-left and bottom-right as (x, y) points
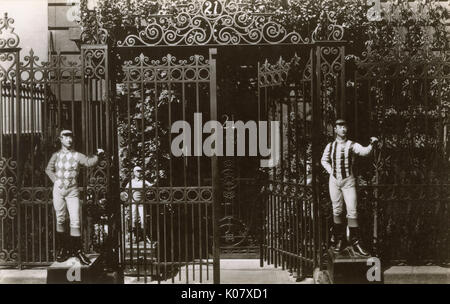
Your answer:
(117, 86), (176, 186)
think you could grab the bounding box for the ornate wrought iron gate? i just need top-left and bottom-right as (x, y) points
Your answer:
(117, 49), (220, 283)
(258, 41), (347, 278)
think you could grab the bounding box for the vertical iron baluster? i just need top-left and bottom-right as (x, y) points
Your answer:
(259, 69), (265, 266)
(205, 197), (209, 281)
(31, 89), (36, 263)
(140, 72), (146, 283)
(278, 100), (283, 268)
(269, 92), (275, 266)
(281, 185), (286, 271)
(95, 79), (99, 149)
(15, 51), (22, 268)
(99, 78), (104, 149)
(192, 73), (201, 283)
(120, 199), (125, 270)
(126, 73), (133, 273)
(0, 82), (3, 260)
(274, 191), (278, 268)
(168, 81), (175, 283)
(299, 184), (305, 278)
(301, 69), (307, 271)
(0, 81), (2, 155)
(180, 81), (186, 282)
(293, 97), (299, 278)
(184, 193), (188, 284)
(198, 196), (202, 282)
(288, 188), (293, 273)
(31, 192), (35, 263)
(286, 97), (292, 272)
(154, 74), (161, 284)
(43, 81), (49, 262)
(209, 48), (220, 284)
(162, 194), (167, 280)
(268, 192), (273, 265)
(57, 52), (61, 130)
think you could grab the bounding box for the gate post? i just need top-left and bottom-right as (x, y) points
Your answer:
(311, 42), (322, 270)
(209, 47), (220, 284)
(80, 43), (121, 277)
(14, 44), (21, 270)
(311, 39), (347, 271)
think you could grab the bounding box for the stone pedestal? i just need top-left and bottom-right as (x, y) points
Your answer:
(47, 254), (102, 284)
(327, 248), (382, 284)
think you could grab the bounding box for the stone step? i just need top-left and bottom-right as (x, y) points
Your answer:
(384, 266), (450, 284)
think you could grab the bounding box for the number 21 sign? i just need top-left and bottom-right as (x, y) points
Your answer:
(202, 0), (223, 16)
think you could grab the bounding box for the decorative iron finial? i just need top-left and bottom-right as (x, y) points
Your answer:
(0, 13), (20, 49)
(258, 55), (291, 88)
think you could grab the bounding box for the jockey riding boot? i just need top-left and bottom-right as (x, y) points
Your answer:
(349, 227), (370, 257)
(136, 226), (143, 243)
(56, 232), (70, 262)
(332, 223), (346, 253)
(71, 236), (91, 265)
(131, 226), (138, 243)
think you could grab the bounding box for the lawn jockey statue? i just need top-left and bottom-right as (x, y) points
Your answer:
(46, 129), (104, 265)
(321, 119), (378, 256)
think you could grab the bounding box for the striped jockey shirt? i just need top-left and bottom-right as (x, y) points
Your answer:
(321, 139), (373, 179)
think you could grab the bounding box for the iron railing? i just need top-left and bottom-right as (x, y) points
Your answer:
(0, 14), (112, 267)
(350, 53), (450, 265)
(0, 79), (110, 267)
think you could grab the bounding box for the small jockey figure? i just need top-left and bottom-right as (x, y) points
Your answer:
(46, 129), (104, 265)
(321, 119), (378, 256)
(125, 166), (152, 243)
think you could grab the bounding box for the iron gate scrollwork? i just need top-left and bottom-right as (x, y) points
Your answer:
(117, 0), (309, 47)
(219, 158), (261, 257)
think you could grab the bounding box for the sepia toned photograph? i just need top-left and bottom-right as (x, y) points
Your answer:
(0, 0), (448, 287)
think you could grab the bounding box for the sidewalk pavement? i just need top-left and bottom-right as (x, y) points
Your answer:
(124, 259), (314, 284)
(0, 260), (314, 284)
(1, 263), (449, 284)
(0, 267), (47, 284)
(384, 265), (450, 284)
